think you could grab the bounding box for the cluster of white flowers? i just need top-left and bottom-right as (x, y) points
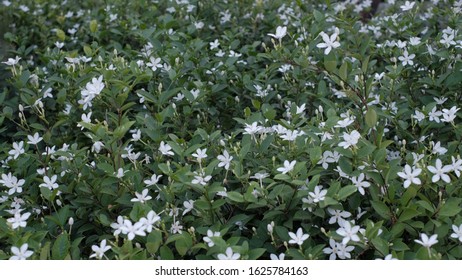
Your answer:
(110, 210), (161, 240)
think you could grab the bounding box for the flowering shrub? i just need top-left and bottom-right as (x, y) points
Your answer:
(1, 0), (462, 260)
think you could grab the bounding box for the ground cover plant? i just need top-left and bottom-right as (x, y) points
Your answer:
(1, 0), (462, 260)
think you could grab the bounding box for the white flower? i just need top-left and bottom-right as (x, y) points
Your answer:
(111, 216), (126, 236)
(277, 160), (296, 174)
(338, 130), (361, 149)
(203, 230), (221, 247)
(427, 159), (452, 183)
(428, 107), (442, 123)
(316, 31), (341, 55)
(250, 172), (269, 180)
(400, 1), (415, 11)
(309, 185), (327, 203)
(182, 200), (194, 216)
(144, 174), (162, 186)
(451, 156), (462, 177)
(415, 233), (438, 248)
(398, 50), (415, 66)
(270, 253), (285, 260)
(191, 172), (212, 186)
(243, 122), (262, 137)
(217, 150), (233, 170)
(2, 56), (21, 66)
(170, 221), (183, 234)
(147, 56), (162, 71)
(130, 189), (152, 203)
(138, 211), (161, 233)
(397, 164), (422, 188)
(451, 224), (462, 242)
(10, 244), (33, 260)
(431, 141), (447, 155)
(209, 39), (220, 50)
(159, 141), (174, 156)
(9, 141), (25, 159)
(39, 175), (59, 190)
(7, 212), (31, 229)
(217, 247), (240, 260)
(327, 208), (351, 225)
(115, 168), (127, 179)
(442, 106), (459, 123)
(288, 227), (309, 246)
(90, 239), (111, 259)
(131, 129), (141, 141)
(323, 239), (342, 260)
(350, 173), (370, 195)
(192, 148), (207, 161)
(336, 221), (360, 244)
(92, 141), (104, 153)
(268, 26), (287, 40)
(27, 132), (43, 145)
(0, 173), (25, 195)
(412, 110), (425, 122)
(123, 220), (146, 240)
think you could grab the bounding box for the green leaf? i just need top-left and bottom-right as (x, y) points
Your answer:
(438, 198), (462, 217)
(52, 233), (70, 260)
(90, 20), (98, 33)
(159, 245), (174, 260)
(365, 107), (378, 128)
(339, 61), (348, 81)
(337, 185), (357, 201)
(227, 191), (244, 203)
(398, 208), (420, 222)
(147, 231), (163, 254)
(371, 237), (388, 256)
(371, 201), (390, 219)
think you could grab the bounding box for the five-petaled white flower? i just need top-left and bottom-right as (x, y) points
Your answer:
(309, 185), (327, 203)
(338, 130), (361, 149)
(415, 233), (438, 248)
(400, 1), (415, 11)
(39, 175), (59, 190)
(138, 210), (161, 233)
(9, 141), (25, 159)
(268, 26), (287, 40)
(217, 247), (240, 260)
(10, 244), (33, 260)
(182, 200), (194, 216)
(192, 148), (207, 161)
(277, 160), (296, 174)
(316, 31), (341, 55)
(350, 173), (370, 195)
(144, 174), (162, 186)
(288, 227), (309, 246)
(398, 50), (415, 66)
(427, 159), (452, 183)
(159, 141), (174, 156)
(27, 132), (43, 145)
(130, 189), (152, 203)
(0, 173), (25, 195)
(336, 221), (360, 244)
(90, 239), (111, 259)
(147, 56), (162, 71)
(450, 224), (462, 242)
(203, 230), (221, 247)
(397, 164), (422, 188)
(217, 150), (233, 170)
(7, 212), (31, 229)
